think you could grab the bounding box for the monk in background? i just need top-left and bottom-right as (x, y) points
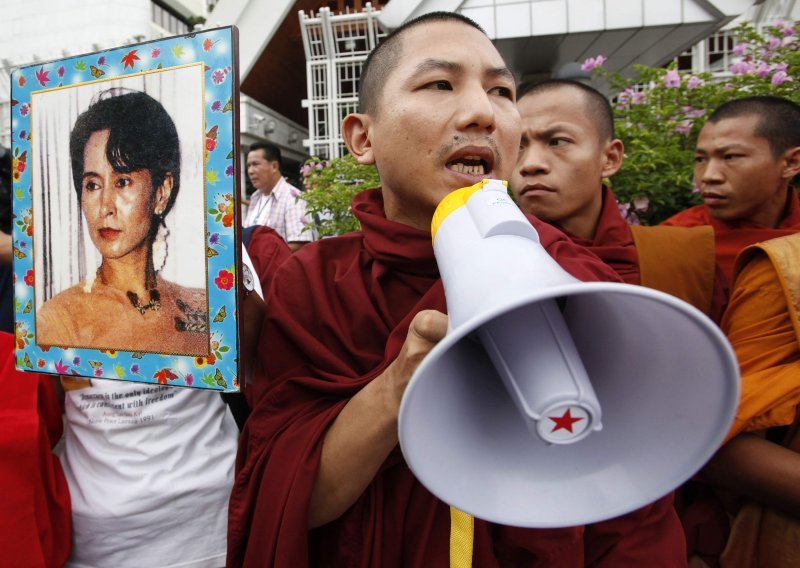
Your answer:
(699, 232), (800, 567)
(662, 96), (800, 290)
(227, 11), (686, 567)
(510, 79), (725, 321)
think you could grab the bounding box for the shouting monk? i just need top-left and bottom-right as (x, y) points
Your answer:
(227, 12), (685, 567)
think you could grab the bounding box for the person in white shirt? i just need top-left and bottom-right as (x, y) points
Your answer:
(243, 142), (313, 251)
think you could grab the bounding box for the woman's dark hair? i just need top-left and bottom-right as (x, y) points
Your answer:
(69, 90), (181, 217)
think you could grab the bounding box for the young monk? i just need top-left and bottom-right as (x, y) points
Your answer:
(700, 232), (800, 567)
(662, 96), (800, 287)
(510, 79), (725, 321)
(227, 12), (685, 567)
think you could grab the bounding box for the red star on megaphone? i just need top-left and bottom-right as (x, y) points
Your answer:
(549, 408), (584, 433)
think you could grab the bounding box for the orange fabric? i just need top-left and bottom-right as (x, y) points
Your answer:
(0, 331), (71, 566)
(722, 238), (800, 440)
(662, 187), (800, 290)
(630, 224), (717, 318)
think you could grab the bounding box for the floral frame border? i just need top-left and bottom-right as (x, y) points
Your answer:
(10, 26), (242, 392)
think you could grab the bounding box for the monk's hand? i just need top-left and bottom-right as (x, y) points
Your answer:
(384, 309), (448, 411)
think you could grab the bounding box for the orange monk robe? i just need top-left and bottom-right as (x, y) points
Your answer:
(662, 187), (800, 289)
(722, 240), (800, 441)
(714, 235), (800, 568)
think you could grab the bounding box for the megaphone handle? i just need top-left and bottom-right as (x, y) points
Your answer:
(477, 299), (602, 444)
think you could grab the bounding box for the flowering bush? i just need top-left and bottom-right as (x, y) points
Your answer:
(586, 19), (799, 225)
(301, 155), (380, 237)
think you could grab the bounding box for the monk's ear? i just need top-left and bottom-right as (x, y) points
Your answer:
(780, 145), (800, 181)
(342, 113), (375, 166)
(601, 138), (624, 178)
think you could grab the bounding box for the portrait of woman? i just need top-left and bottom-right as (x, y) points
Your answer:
(35, 89), (208, 356)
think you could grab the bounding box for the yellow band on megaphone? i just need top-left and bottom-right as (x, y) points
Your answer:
(431, 179), (508, 242)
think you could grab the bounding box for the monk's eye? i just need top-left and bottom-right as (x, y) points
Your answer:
(425, 80), (452, 91)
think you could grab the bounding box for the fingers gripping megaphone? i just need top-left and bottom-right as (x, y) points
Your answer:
(398, 179), (739, 528)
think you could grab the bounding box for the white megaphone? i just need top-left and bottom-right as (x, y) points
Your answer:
(398, 179), (739, 528)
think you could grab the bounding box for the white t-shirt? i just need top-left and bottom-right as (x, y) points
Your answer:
(59, 379), (238, 568)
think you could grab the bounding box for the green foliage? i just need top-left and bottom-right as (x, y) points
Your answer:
(589, 19), (800, 225)
(301, 155), (380, 237)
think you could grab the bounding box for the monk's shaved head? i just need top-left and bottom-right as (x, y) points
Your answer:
(518, 79), (614, 142)
(707, 96), (800, 159)
(358, 11), (485, 115)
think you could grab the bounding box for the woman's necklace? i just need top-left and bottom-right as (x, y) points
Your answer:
(126, 289), (161, 314)
(96, 268), (161, 315)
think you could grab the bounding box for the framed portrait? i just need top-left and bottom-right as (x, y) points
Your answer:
(10, 26), (243, 392)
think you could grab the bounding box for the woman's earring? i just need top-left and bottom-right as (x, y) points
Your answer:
(152, 218), (169, 273)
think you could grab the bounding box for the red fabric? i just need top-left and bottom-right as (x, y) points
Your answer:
(246, 225), (292, 294)
(563, 186), (641, 286)
(662, 187), (800, 288)
(227, 188), (686, 567)
(0, 331), (71, 567)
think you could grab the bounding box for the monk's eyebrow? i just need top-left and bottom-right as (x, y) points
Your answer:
(413, 59), (514, 83)
(487, 66), (515, 83)
(414, 58), (461, 74)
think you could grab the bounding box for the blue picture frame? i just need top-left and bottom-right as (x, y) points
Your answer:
(10, 26), (242, 392)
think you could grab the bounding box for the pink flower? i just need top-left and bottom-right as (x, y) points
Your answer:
(733, 43), (748, 56)
(580, 55), (606, 72)
(663, 69), (681, 87)
(674, 120), (692, 136)
(301, 164), (311, 176)
(151, 48), (161, 58)
(19, 103), (30, 116)
(55, 359), (70, 374)
(686, 76), (704, 89)
(772, 70), (793, 86)
(774, 62), (789, 73)
(94, 368), (103, 377)
(682, 106), (705, 119)
(185, 373), (194, 387)
(631, 91), (646, 105)
(754, 61), (770, 77)
(212, 69), (226, 85)
(767, 36), (781, 50)
(730, 60), (753, 75)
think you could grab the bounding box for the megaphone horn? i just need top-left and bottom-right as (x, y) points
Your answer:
(398, 179), (739, 528)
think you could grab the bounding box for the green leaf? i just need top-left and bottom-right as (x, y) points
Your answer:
(74, 60), (86, 71)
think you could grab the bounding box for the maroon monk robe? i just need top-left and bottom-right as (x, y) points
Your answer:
(566, 186), (726, 323)
(246, 225), (291, 294)
(227, 188), (686, 567)
(562, 186), (640, 285)
(662, 187), (800, 287)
